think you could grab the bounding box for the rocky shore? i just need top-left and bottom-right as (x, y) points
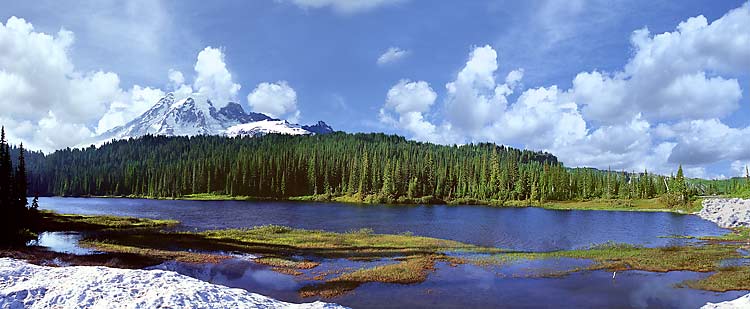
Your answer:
(698, 198), (750, 228)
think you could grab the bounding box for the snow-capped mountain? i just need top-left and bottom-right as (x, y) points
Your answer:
(91, 93), (333, 145)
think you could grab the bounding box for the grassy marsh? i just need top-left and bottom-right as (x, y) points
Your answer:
(38, 210), (178, 231)
(19, 210), (750, 297)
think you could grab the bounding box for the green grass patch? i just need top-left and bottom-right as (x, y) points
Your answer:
(539, 198), (702, 213)
(254, 257), (320, 269)
(38, 211), (178, 231)
(700, 227), (750, 242)
(683, 266), (750, 292)
(81, 224), (501, 265)
(197, 225), (493, 255)
(299, 255), (442, 298)
(79, 240), (229, 264)
(181, 193), (256, 201)
(475, 242), (740, 273)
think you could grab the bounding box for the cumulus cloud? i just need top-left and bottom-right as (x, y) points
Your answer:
(377, 47), (409, 66)
(286, 0), (405, 14)
(168, 69), (185, 87)
(666, 119), (750, 165)
(444, 45), (515, 135)
(379, 80), (454, 143)
(572, 2), (749, 124)
(247, 81), (300, 123)
(0, 16), (123, 151)
(193, 47), (241, 107)
(381, 1), (750, 178)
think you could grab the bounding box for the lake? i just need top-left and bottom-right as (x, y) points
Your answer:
(36, 197), (747, 308)
(39, 197), (727, 251)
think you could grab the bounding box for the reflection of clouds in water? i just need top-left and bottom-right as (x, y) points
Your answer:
(250, 269), (299, 290)
(456, 264), (496, 291)
(151, 259), (300, 291)
(629, 278), (685, 308)
(626, 271), (727, 309)
(28, 232), (97, 255)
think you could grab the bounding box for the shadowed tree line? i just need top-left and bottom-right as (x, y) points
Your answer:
(0, 127), (39, 246)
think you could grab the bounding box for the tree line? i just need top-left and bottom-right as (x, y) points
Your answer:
(20, 132), (692, 204)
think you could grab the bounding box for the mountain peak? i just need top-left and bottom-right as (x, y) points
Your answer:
(88, 94), (335, 146)
(303, 121), (334, 135)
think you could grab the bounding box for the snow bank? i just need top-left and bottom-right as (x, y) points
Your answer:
(0, 258), (344, 309)
(698, 198), (750, 228)
(702, 293), (750, 309)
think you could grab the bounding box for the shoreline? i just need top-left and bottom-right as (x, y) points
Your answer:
(44, 194), (699, 214)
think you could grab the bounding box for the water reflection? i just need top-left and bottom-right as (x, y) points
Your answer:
(27, 231), (97, 255)
(152, 257), (747, 309)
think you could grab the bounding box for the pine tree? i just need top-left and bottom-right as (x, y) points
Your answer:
(671, 165), (687, 204)
(31, 194), (39, 211)
(380, 160), (394, 198)
(15, 143), (27, 208)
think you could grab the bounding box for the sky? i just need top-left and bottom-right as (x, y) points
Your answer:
(1, 0), (749, 179)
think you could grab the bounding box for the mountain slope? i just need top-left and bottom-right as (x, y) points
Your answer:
(91, 93), (332, 145)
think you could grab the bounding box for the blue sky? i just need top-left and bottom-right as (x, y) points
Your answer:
(1, 0), (749, 178)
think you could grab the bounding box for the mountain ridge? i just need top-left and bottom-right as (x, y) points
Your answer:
(88, 93), (333, 146)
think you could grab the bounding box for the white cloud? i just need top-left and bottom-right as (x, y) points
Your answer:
(572, 2), (749, 124)
(168, 69), (185, 87)
(666, 119), (750, 165)
(193, 47), (241, 107)
(0, 16), (124, 151)
(384, 79), (435, 114)
(379, 80), (454, 143)
(247, 81), (300, 123)
(381, 2), (750, 177)
(377, 47), (409, 66)
(286, 0), (405, 14)
(490, 86), (586, 150)
(443, 45), (513, 135)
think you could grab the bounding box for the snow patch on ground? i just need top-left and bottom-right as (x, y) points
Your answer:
(702, 293), (750, 309)
(0, 258), (344, 309)
(698, 198), (750, 228)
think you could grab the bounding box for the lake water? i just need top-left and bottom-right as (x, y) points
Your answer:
(38, 197), (727, 251)
(150, 257), (747, 308)
(35, 197), (747, 308)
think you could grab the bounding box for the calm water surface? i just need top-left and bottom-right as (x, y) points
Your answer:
(34, 197), (747, 308)
(39, 197), (727, 251)
(151, 257), (746, 309)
